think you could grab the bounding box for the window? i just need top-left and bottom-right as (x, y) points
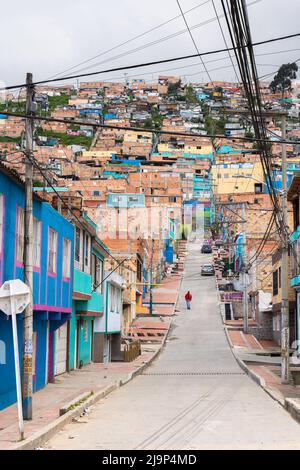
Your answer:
(273, 270), (279, 296)
(279, 267), (282, 289)
(75, 226), (81, 264)
(16, 207), (24, 263)
(63, 238), (71, 278)
(83, 320), (88, 343)
(48, 229), (57, 274)
(255, 183), (263, 194)
(84, 233), (91, 273)
(293, 197), (300, 231)
(92, 254), (103, 293)
(109, 285), (121, 313)
(128, 196), (139, 203)
(0, 195), (3, 255)
(110, 285), (116, 312)
(33, 218), (41, 268)
(93, 191), (100, 196)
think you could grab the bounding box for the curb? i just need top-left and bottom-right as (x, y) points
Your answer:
(12, 383), (118, 451)
(285, 398), (300, 424)
(12, 273), (183, 451)
(217, 285), (292, 413)
(14, 344), (163, 451)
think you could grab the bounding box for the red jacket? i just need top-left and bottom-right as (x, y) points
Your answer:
(185, 293), (192, 301)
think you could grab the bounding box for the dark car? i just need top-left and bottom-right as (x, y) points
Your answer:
(201, 264), (215, 276)
(201, 244), (212, 254)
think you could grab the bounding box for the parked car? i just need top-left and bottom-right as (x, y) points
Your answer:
(201, 264), (215, 276)
(201, 244), (212, 254)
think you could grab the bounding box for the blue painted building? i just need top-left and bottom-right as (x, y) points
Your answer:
(0, 164), (74, 410)
(288, 175), (300, 351)
(234, 233), (246, 272)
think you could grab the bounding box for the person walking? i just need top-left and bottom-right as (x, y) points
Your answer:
(185, 291), (192, 310)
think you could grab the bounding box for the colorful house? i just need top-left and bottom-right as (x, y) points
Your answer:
(287, 175), (300, 351)
(0, 164), (74, 410)
(94, 270), (125, 363)
(69, 213), (107, 370)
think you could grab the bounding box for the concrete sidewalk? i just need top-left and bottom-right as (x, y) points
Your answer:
(0, 345), (164, 450)
(219, 305), (300, 424)
(0, 269), (184, 450)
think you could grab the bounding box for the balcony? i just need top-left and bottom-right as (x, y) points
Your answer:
(73, 269), (92, 299)
(291, 237), (300, 288)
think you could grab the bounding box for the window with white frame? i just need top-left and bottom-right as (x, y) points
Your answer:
(110, 285), (116, 312)
(0, 195), (3, 255)
(92, 254), (103, 293)
(75, 226), (81, 265)
(63, 238), (71, 278)
(84, 232), (91, 273)
(16, 207), (24, 263)
(48, 228), (57, 274)
(109, 285), (121, 314)
(32, 218), (41, 268)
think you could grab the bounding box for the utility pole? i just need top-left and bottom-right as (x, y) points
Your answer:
(281, 114), (290, 384)
(149, 238), (154, 316)
(22, 73), (35, 419)
(242, 203), (249, 334)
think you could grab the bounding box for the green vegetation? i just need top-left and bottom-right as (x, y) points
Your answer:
(0, 136), (21, 144)
(202, 103), (225, 135)
(48, 94), (69, 111)
(270, 62), (298, 98)
(167, 80), (182, 96)
(205, 115), (226, 135)
(33, 179), (44, 187)
(143, 107), (163, 130)
(37, 129), (93, 148)
(0, 100), (25, 114)
(184, 85), (198, 104)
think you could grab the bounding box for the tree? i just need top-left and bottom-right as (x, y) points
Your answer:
(167, 80), (181, 96)
(184, 85), (198, 103)
(270, 62), (298, 98)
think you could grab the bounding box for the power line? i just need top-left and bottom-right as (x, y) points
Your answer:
(52, 0), (261, 80)
(48, 0), (212, 80)
(176, 0), (213, 83)
(34, 47), (300, 88)
(1, 109), (300, 145)
(24, 151), (125, 266)
(211, 0), (240, 83)
(2, 31), (300, 91)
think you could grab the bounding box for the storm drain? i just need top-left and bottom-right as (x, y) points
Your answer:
(142, 371), (245, 376)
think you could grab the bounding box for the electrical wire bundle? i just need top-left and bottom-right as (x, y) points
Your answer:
(220, 0), (289, 268)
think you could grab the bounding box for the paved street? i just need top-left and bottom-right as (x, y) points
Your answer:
(45, 242), (300, 450)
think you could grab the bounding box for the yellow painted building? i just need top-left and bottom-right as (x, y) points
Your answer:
(157, 143), (213, 155)
(212, 160), (265, 195)
(123, 131), (152, 143)
(81, 150), (115, 159)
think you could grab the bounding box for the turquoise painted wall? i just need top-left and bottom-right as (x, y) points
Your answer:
(77, 318), (92, 366)
(68, 302), (76, 370)
(74, 269), (92, 296)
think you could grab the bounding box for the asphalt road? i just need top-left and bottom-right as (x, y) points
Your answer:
(46, 242), (300, 450)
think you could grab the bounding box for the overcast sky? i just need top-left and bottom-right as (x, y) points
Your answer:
(2, 0), (300, 88)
